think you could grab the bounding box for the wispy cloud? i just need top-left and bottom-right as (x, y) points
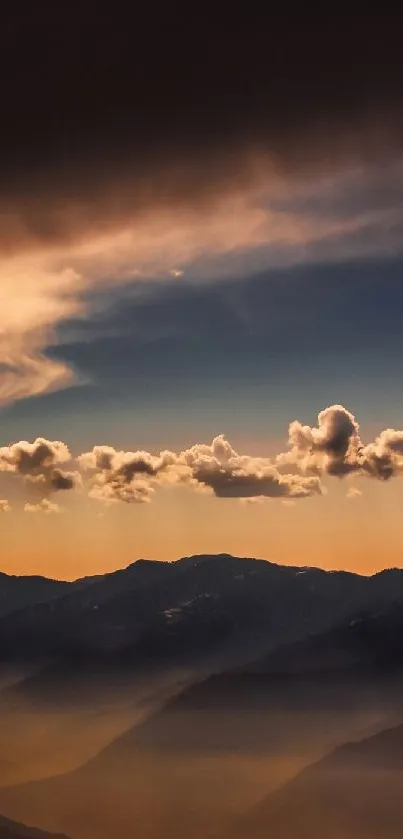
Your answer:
(2, 156), (403, 407)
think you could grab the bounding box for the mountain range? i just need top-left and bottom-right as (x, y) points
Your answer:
(0, 555), (403, 837)
(3, 555), (403, 700)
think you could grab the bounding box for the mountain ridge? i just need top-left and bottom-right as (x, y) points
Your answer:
(0, 811), (71, 839)
(3, 554), (403, 703)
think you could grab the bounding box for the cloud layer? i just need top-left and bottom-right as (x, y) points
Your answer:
(3, 405), (403, 512)
(1, 13), (403, 407)
(3, 158), (403, 407)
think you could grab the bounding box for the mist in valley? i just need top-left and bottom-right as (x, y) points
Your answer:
(0, 552), (403, 838)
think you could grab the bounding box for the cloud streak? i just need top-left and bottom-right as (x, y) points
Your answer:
(1, 11), (403, 407)
(3, 156), (403, 407)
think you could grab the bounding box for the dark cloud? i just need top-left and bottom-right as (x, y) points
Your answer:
(191, 464), (321, 500)
(49, 469), (77, 491)
(3, 10), (402, 159)
(181, 435), (322, 499)
(0, 9), (403, 252)
(1, 11), (403, 410)
(281, 405), (361, 477)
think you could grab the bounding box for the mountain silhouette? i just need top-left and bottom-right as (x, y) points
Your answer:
(1, 556), (403, 665)
(4, 556), (403, 704)
(2, 558), (403, 837)
(0, 574), (72, 619)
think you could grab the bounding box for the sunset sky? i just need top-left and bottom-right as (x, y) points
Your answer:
(1, 10), (403, 578)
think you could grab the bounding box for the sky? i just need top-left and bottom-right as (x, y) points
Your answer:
(1, 9), (403, 578)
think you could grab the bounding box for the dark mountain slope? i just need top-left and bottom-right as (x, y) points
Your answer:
(0, 812), (70, 839)
(6, 556), (403, 705)
(224, 723), (403, 839)
(2, 555), (403, 667)
(165, 592), (403, 718)
(0, 574), (72, 619)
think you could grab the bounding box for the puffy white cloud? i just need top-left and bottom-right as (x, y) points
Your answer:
(361, 429), (403, 480)
(24, 499), (60, 514)
(0, 438), (79, 497)
(0, 437), (70, 473)
(178, 435), (322, 499)
(0, 500), (10, 512)
(278, 405), (362, 476)
(279, 404), (403, 482)
(8, 404), (403, 511)
(79, 434), (322, 505)
(78, 445), (177, 504)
